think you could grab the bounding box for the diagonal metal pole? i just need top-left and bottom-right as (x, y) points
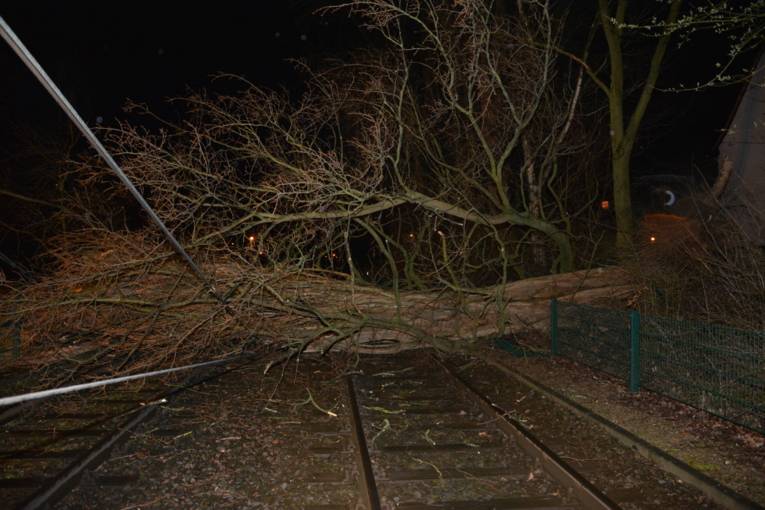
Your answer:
(0, 15), (224, 302)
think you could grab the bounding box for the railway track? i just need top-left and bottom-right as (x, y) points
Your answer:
(0, 352), (269, 510)
(345, 355), (618, 510)
(2, 349), (759, 509)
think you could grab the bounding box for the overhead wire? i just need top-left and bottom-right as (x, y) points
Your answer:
(0, 15), (225, 303)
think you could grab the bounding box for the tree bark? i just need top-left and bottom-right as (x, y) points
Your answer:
(293, 266), (633, 353)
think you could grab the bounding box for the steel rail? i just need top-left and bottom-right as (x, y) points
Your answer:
(19, 405), (158, 510)
(485, 358), (763, 510)
(11, 351), (274, 510)
(437, 358), (621, 510)
(345, 375), (382, 510)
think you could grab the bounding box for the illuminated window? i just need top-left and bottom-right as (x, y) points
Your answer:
(600, 200), (610, 210)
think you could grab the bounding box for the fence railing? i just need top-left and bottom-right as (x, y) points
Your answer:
(550, 299), (765, 434)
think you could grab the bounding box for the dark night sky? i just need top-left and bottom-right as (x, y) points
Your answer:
(1, 2), (354, 132)
(0, 2), (751, 216)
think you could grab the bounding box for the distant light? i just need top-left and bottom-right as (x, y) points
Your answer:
(95, 116), (103, 125)
(408, 233), (415, 239)
(649, 235), (657, 243)
(600, 200), (609, 210)
(248, 235), (256, 242)
(300, 34), (307, 41)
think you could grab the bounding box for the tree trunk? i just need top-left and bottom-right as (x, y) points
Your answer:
(8, 256), (632, 375)
(598, 0), (683, 256)
(294, 266), (633, 353)
(612, 149), (634, 253)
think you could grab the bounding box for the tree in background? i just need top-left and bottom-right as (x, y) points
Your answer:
(568, 0), (764, 253)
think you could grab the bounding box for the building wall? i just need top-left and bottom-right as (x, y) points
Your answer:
(719, 53), (765, 245)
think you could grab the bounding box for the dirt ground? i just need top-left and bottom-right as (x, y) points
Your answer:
(487, 338), (765, 506)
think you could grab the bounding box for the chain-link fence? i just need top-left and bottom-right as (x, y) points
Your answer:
(551, 300), (765, 433)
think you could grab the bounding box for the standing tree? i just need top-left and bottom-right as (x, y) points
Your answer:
(567, 0), (764, 252)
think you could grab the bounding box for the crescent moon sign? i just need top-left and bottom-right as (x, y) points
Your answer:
(664, 190), (676, 207)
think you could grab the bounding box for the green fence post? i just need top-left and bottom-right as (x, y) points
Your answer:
(629, 310), (641, 392)
(550, 298), (559, 356)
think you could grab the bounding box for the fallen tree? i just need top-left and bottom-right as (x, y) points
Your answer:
(1, 1), (625, 380)
(3, 230), (631, 380)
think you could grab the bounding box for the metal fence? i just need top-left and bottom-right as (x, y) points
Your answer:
(551, 300), (765, 433)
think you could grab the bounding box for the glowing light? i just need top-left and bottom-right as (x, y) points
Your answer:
(408, 233), (415, 239)
(248, 235), (256, 242)
(649, 235), (657, 243)
(600, 200), (610, 210)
